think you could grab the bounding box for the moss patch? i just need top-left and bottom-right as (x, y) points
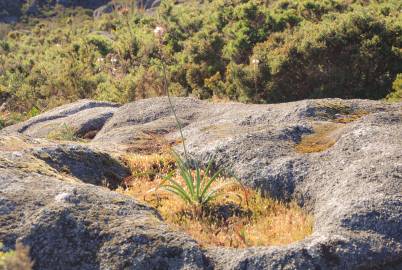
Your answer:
(334, 110), (368, 124)
(296, 104), (368, 153)
(295, 122), (341, 153)
(315, 101), (368, 122)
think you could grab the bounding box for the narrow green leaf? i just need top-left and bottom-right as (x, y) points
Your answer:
(195, 166), (201, 198)
(179, 168), (195, 197)
(204, 156), (214, 179)
(200, 168), (223, 199)
(162, 181), (192, 203)
(163, 186), (192, 204)
(172, 151), (194, 192)
(163, 178), (189, 198)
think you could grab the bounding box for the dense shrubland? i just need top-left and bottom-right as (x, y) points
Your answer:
(0, 0), (401, 120)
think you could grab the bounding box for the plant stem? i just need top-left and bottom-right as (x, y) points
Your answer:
(254, 65), (257, 101)
(159, 46), (190, 163)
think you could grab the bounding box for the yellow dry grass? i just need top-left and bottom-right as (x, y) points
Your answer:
(119, 153), (313, 248)
(334, 110), (368, 123)
(47, 124), (79, 141)
(0, 242), (33, 270)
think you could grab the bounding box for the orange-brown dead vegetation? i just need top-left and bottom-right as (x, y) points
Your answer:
(295, 122), (341, 153)
(296, 108), (368, 153)
(119, 153), (313, 248)
(0, 242), (33, 270)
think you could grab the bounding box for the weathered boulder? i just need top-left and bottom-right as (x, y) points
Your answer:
(2, 99), (119, 139)
(93, 97), (206, 152)
(0, 134), (207, 270)
(93, 2), (123, 18)
(1, 97), (401, 269)
(31, 144), (131, 189)
(93, 97), (402, 269)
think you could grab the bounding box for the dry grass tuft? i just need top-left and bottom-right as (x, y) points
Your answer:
(121, 153), (175, 190)
(47, 124), (79, 141)
(119, 153), (313, 248)
(0, 242), (33, 270)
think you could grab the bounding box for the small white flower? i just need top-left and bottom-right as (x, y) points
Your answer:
(97, 57), (105, 63)
(153, 26), (165, 38)
(251, 58), (260, 65)
(111, 57), (118, 64)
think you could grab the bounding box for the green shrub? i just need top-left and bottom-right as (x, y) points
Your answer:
(0, 0), (401, 118)
(94, 81), (123, 103)
(86, 34), (113, 57)
(387, 73), (402, 102)
(252, 9), (402, 102)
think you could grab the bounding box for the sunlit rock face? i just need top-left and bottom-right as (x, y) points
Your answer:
(1, 97), (401, 269)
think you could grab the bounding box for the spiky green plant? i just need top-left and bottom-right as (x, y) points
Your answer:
(154, 23), (228, 213)
(160, 151), (226, 210)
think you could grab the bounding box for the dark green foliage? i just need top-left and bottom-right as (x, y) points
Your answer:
(86, 34), (113, 56)
(387, 73), (402, 101)
(253, 9), (402, 101)
(0, 0), (401, 118)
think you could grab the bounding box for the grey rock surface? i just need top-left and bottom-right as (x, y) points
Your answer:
(2, 99), (119, 139)
(1, 97), (401, 269)
(93, 2), (123, 18)
(0, 134), (207, 270)
(30, 144), (131, 189)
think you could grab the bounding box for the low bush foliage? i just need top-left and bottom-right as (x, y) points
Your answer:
(0, 0), (400, 119)
(387, 73), (402, 101)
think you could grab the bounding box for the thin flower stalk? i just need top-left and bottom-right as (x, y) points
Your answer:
(153, 25), (227, 213)
(155, 25), (189, 162)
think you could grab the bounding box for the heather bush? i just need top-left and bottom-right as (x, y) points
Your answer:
(387, 73), (402, 102)
(0, 0), (400, 121)
(252, 9), (402, 101)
